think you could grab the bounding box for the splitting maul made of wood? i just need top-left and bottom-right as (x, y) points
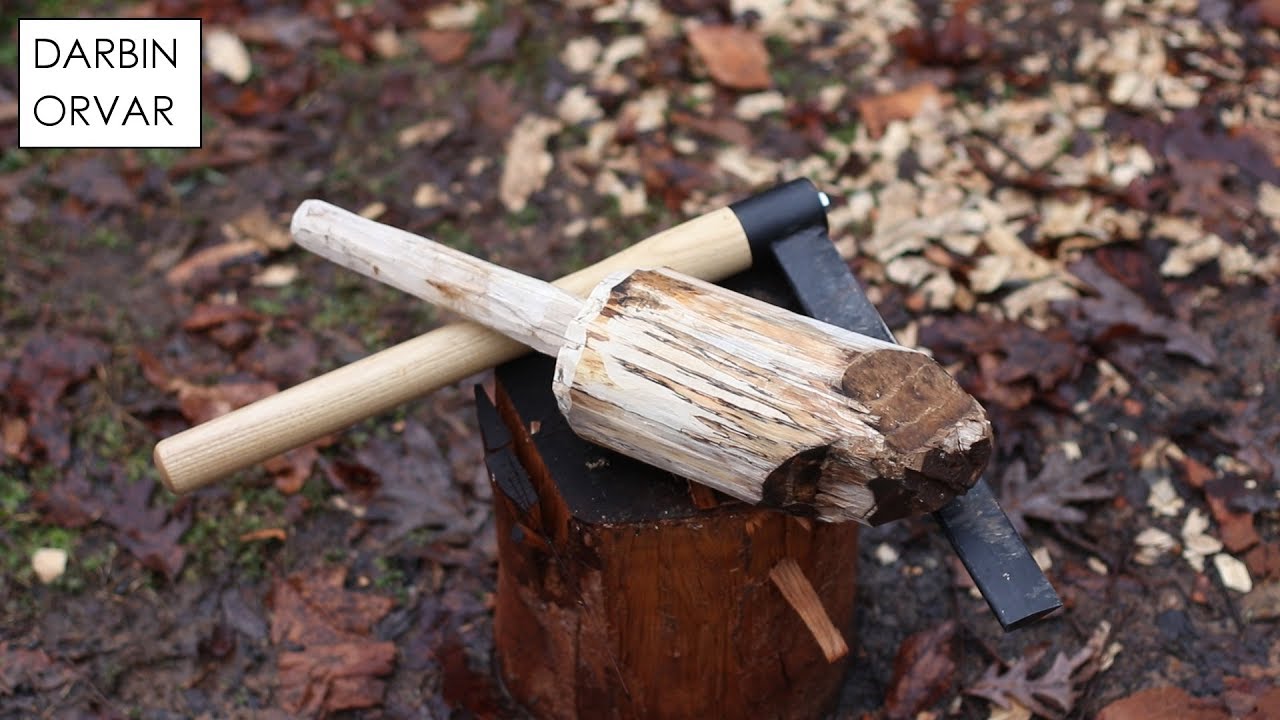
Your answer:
(291, 195), (993, 525)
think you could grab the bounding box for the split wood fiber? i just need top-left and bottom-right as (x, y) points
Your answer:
(555, 268), (992, 524)
(154, 200), (751, 493)
(768, 558), (849, 663)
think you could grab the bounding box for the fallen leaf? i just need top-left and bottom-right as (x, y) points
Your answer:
(171, 126), (287, 174)
(164, 240), (265, 289)
(498, 115), (562, 212)
(270, 566), (398, 715)
(884, 620), (957, 719)
(1241, 582), (1280, 622)
(169, 378), (279, 426)
(182, 302), (263, 332)
(47, 157), (134, 209)
(0, 642), (75, 696)
(356, 422), (472, 542)
(2, 415), (28, 461)
(103, 476), (191, 579)
(417, 29), (472, 64)
(468, 10), (525, 65)
(1068, 257), (1217, 366)
(968, 623), (1110, 718)
(235, 14), (336, 50)
(858, 84), (946, 139)
(205, 28), (253, 84)
(1096, 686), (1229, 720)
(225, 205), (291, 251)
(6, 333), (110, 466)
(998, 452), (1113, 535)
(264, 444), (318, 495)
(686, 25), (771, 90)
(32, 471), (105, 528)
(894, 0), (992, 66)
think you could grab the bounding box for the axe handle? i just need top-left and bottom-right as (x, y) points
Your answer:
(154, 203), (752, 494)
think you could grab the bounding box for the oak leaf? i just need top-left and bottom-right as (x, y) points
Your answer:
(687, 25), (771, 90)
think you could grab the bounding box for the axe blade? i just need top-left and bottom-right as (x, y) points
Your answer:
(768, 226), (1062, 631)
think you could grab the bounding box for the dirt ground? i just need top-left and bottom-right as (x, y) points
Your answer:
(2, 1), (1279, 718)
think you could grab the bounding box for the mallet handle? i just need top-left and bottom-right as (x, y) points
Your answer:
(154, 202), (752, 494)
(294, 201), (579, 356)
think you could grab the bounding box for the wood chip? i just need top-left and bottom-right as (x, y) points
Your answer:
(1182, 508), (1223, 572)
(31, 548), (67, 584)
(561, 36), (601, 74)
(412, 183), (447, 209)
(369, 28), (402, 59)
(499, 115), (562, 212)
(253, 264), (298, 287)
(397, 118), (453, 148)
(1214, 553), (1253, 593)
(426, 2), (480, 30)
(205, 29), (252, 84)
(769, 558), (848, 662)
(734, 91), (786, 121)
(1134, 527), (1177, 566)
(1147, 478), (1185, 517)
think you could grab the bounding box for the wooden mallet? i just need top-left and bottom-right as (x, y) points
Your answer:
(292, 201), (993, 524)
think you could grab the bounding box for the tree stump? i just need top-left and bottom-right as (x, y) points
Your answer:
(478, 270), (860, 720)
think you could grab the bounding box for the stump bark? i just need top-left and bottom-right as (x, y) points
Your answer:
(479, 273), (860, 720)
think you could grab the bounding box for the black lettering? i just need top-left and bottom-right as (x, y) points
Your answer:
(95, 38), (114, 68)
(118, 38), (137, 69)
(33, 95), (65, 126)
(63, 38), (88, 69)
(122, 96), (148, 125)
(151, 38), (177, 69)
(34, 38), (59, 68)
(154, 96), (174, 126)
(69, 95), (89, 125)
(94, 95), (120, 124)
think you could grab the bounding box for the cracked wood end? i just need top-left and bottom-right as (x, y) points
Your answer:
(554, 268), (992, 525)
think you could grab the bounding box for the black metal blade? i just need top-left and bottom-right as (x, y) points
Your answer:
(769, 228), (1062, 631)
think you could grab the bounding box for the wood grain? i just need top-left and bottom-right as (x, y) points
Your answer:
(553, 268), (991, 524)
(155, 203), (752, 494)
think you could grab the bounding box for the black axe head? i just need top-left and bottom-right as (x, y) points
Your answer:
(729, 178), (1062, 631)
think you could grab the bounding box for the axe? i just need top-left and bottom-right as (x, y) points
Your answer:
(154, 181), (1059, 626)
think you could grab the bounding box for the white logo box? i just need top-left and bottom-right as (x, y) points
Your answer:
(19, 18), (202, 148)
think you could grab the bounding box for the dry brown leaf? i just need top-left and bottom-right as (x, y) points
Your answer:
(164, 241), (264, 288)
(170, 379), (279, 426)
(499, 115), (562, 212)
(278, 642), (396, 715)
(686, 25), (771, 91)
(226, 205), (291, 251)
(417, 29), (472, 64)
(857, 84), (946, 139)
(1096, 686), (1229, 720)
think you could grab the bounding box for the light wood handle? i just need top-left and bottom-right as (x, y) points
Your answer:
(294, 200), (581, 356)
(155, 202), (751, 494)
